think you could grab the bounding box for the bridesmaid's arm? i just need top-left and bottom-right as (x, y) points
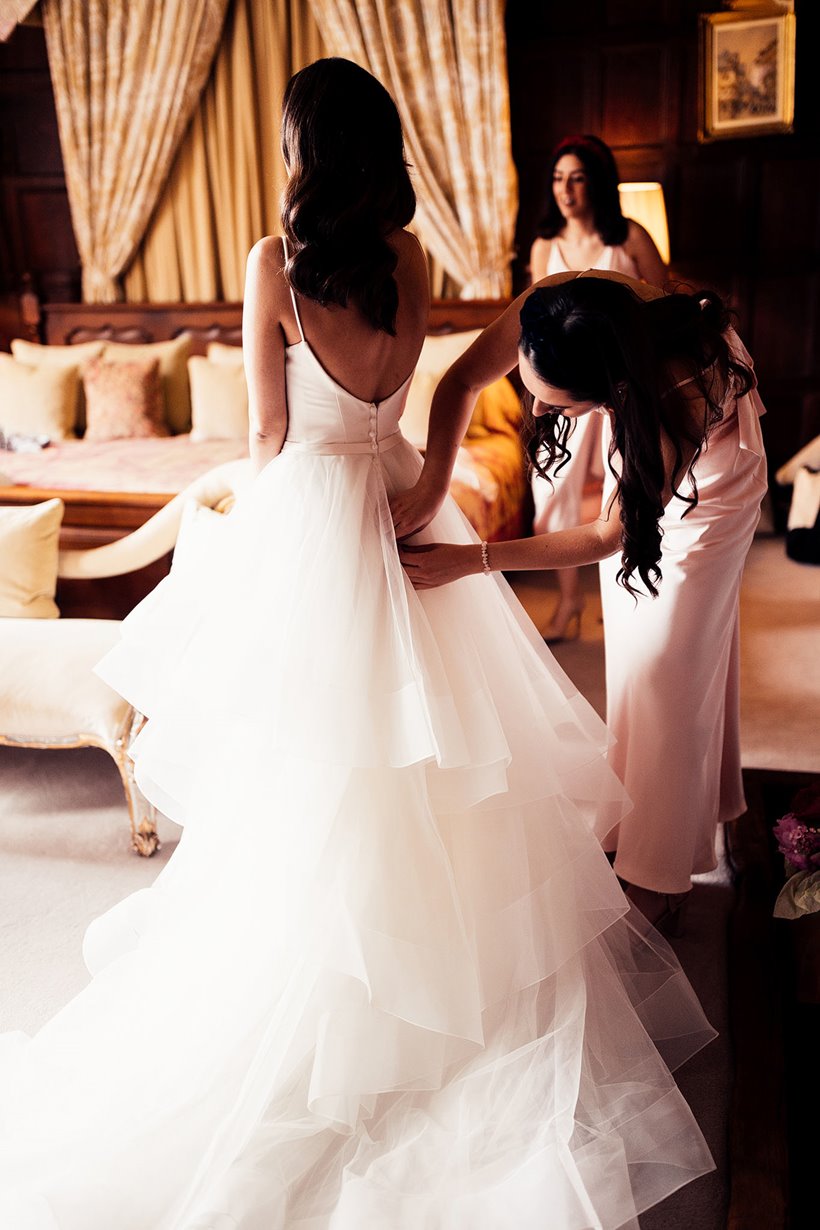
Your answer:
(401, 379), (703, 590)
(243, 237), (289, 476)
(400, 491), (623, 589)
(391, 271), (578, 541)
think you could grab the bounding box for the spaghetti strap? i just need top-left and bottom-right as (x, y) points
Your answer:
(281, 234), (305, 342)
(661, 352), (724, 400)
(661, 373), (698, 398)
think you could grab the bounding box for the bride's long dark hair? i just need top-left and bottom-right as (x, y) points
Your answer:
(280, 58), (416, 335)
(520, 277), (754, 597)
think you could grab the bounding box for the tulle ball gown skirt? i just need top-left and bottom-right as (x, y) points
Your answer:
(0, 435), (716, 1229)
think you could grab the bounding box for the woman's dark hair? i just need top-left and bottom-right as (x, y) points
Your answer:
(280, 58), (416, 334)
(520, 277), (754, 597)
(536, 134), (628, 247)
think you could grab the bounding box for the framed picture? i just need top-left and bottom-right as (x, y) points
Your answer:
(699, 8), (796, 141)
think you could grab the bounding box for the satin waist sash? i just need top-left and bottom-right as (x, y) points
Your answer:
(281, 431), (404, 457)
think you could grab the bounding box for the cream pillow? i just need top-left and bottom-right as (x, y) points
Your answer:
(102, 333), (192, 434)
(0, 353), (79, 440)
(206, 342), (245, 368)
(188, 356), (249, 441)
(403, 330), (483, 448)
(10, 338), (105, 434)
(0, 498), (64, 618)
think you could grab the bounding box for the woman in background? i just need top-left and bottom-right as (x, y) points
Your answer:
(530, 134), (667, 641)
(396, 272), (767, 930)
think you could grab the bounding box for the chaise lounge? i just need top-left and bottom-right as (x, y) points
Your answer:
(0, 460), (249, 855)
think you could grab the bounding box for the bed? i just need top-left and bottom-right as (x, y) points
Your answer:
(1, 298), (527, 617)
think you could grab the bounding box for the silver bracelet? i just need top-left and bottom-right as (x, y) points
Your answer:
(480, 540), (491, 575)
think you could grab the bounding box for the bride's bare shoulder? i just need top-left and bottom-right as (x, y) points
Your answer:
(247, 234), (286, 268)
(246, 235), (288, 289)
(244, 236), (292, 314)
(243, 236), (301, 344)
(390, 229), (430, 315)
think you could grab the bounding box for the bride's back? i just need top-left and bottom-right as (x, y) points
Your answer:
(245, 59), (427, 471)
(280, 59), (426, 405)
(286, 229), (428, 405)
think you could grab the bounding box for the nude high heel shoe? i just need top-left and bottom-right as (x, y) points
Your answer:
(543, 598), (585, 645)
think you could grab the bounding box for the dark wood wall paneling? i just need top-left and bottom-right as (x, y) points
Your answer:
(507, 0), (820, 493)
(1, 5), (819, 486)
(0, 23), (79, 350)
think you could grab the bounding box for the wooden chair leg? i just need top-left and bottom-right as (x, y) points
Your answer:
(113, 712), (160, 857)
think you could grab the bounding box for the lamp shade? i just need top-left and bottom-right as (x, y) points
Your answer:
(618, 182), (670, 266)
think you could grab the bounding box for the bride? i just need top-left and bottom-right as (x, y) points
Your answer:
(1, 58), (715, 1229)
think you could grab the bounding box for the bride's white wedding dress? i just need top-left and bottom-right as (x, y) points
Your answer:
(0, 287), (716, 1229)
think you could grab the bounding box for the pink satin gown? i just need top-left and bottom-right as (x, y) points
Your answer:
(596, 332), (768, 894)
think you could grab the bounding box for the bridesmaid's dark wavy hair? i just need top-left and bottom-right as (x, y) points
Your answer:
(520, 278), (754, 597)
(280, 58), (416, 335)
(536, 134), (628, 248)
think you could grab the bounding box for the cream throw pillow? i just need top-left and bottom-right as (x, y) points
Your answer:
(10, 338), (106, 434)
(206, 342), (245, 368)
(402, 330), (483, 448)
(0, 498), (64, 618)
(188, 356), (249, 441)
(0, 353), (79, 441)
(102, 334), (192, 434)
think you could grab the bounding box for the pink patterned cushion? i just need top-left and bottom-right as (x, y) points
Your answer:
(83, 357), (169, 441)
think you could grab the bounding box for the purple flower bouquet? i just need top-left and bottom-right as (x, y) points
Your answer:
(773, 783), (820, 919)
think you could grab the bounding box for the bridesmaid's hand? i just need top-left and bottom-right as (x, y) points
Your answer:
(390, 478), (447, 541)
(399, 542), (482, 589)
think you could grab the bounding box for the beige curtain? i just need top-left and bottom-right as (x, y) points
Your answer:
(311, 0), (517, 298)
(0, 0), (40, 42)
(125, 0), (324, 302)
(42, 0), (229, 302)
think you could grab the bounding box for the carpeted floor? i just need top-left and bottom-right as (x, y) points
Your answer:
(0, 745), (177, 1034)
(0, 533), (816, 1227)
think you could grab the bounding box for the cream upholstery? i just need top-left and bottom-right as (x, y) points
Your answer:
(0, 619), (127, 742)
(0, 498), (63, 618)
(0, 459), (252, 856)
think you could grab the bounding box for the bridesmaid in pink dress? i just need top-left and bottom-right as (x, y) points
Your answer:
(395, 272), (767, 930)
(529, 135), (667, 642)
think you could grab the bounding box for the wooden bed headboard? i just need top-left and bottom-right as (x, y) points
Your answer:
(40, 298), (510, 353)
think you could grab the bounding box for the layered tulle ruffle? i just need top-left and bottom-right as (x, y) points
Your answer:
(0, 439), (716, 1229)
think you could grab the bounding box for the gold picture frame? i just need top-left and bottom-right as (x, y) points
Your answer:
(699, 8), (796, 142)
